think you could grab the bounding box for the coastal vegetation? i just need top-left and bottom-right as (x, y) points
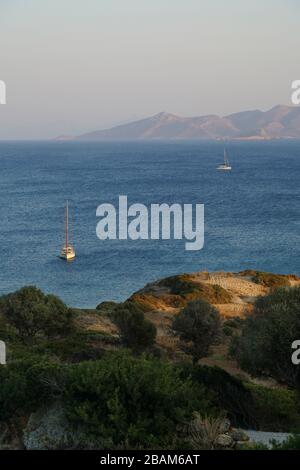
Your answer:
(246, 384), (300, 432)
(159, 274), (233, 303)
(64, 352), (209, 449)
(172, 300), (221, 364)
(0, 271), (300, 449)
(230, 286), (300, 386)
(0, 286), (74, 343)
(109, 301), (157, 353)
(239, 270), (291, 289)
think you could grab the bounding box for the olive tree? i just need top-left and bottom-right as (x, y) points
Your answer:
(172, 299), (221, 364)
(0, 286), (74, 342)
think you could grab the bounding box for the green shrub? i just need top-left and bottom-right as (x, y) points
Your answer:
(0, 356), (64, 420)
(270, 434), (300, 449)
(223, 318), (244, 338)
(159, 275), (232, 303)
(223, 325), (233, 337)
(179, 364), (255, 428)
(231, 286), (300, 386)
(64, 352), (212, 448)
(172, 300), (221, 364)
(240, 270), (290, 288)
(238, 442), (268, 450)
(96, 301), (118, 315)
(36, 332), (106, 362)
(253, 272), (289, 288)
(247, 384), (300, 432)
(110, 302), (156, 353)
(159, 275), (198, 296)
(223, 317), (243, 329)
(228, 333), (240, 358)
(0, 286), (74, 342)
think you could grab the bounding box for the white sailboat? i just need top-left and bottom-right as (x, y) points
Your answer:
(217, 148), (232, 171)
(60, 201), (75, 261)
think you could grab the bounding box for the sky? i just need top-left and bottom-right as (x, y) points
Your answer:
(0, 0), (299, 139)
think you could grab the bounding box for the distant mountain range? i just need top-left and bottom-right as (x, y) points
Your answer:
(56, 105), (300, 141)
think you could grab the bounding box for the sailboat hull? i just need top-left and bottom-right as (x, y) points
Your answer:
(217, 148), (232, 170)
(60, 201), (76, 261)
(60, 246), (76, 261)
(217, 165), (232, 170)
(60, 254), (75, 261)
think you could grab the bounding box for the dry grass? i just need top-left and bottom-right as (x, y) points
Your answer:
(74, 270), (296, 388)
(240, 270), (292, 288)
(188, 413), (228, 450)
(75, 310), (117, 334)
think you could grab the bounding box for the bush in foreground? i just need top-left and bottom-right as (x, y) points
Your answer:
(0, 352), (213, 449)
(64, 352), (212, 448)
(271, 434), (300, 450)
(179, 364), (255, 428)
(231, 286), (300, 386)
(247, 383), (300, 432)
(0, 355), (63, 420)
(2, 350), (300, 448)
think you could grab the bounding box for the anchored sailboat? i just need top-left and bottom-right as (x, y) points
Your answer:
(60, 201), (75, 261)
(217, 148), (232, 171)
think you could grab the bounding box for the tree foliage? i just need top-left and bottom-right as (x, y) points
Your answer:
(110, 301), (156, 352)
(0, 286), (74, 342)
(179, 364), (255, 428)
(64, 351), (211, 448)
(172, 300), (221, 364)
(231, 287), (300, 386)
(0, 355), (63, 419)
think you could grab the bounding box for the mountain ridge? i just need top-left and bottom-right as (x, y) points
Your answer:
(56, 105), (300, 141)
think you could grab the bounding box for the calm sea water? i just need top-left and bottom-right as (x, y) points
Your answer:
(0, 140), (299, 308)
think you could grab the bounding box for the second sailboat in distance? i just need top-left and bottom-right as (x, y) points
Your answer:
(217, 148), (232, 171)
(60, 200), (76, 261)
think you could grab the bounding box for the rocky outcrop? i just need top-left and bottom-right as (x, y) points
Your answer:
(23, 402), (100, 450)
(130, 273), (233, 314)
(0, 422), (23, 450)
(128, 270), (300, 320)
(186, 413), (249, 450)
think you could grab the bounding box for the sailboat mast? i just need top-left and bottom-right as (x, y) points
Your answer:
(224, 148), (230, 166)
(66, 201), (68, 250)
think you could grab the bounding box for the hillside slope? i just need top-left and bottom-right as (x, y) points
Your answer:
(77, 270), (300, 381)
(76, 106), (300, 141)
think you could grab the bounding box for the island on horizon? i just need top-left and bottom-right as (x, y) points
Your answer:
(53, 105), (300, 142)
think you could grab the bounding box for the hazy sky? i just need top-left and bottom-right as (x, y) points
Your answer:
(0, 0), (299, 139)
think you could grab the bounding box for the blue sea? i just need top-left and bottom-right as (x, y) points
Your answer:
(0, 140), (299, 308)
